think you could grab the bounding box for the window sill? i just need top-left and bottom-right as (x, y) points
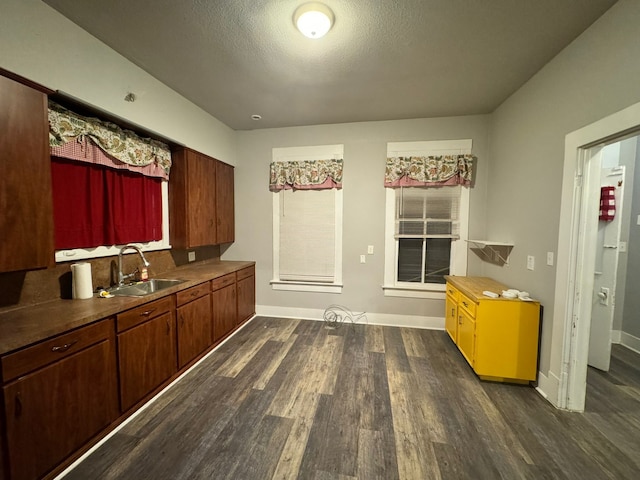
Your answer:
(382, 285), (446, 299)
(271, 280), (343, 294)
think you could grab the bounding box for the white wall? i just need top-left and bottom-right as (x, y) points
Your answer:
(223, 116), (490, 324)
(486, 0), (640, 392)
(0, 0), (236, 165)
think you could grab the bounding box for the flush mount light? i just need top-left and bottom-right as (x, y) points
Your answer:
(293, 2), (334, 39)
(251, 114), (262, 121)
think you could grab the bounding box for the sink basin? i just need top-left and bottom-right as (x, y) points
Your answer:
(108, 279), (185, 297)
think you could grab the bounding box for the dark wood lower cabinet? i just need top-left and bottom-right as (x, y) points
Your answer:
(177, 290), (212, 369)
(1, 320), (118, 480)
(212, 280), (236, 342)
(117, 310), (177, 413)
(237, 266), (255, 325)
(0, 264), (255, 480)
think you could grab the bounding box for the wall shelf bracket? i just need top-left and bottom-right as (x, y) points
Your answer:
(466, 240), (514, 266)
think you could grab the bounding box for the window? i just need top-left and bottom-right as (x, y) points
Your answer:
(383, 140), (471, 298)
(49, 101), (172, 262)
(271, 145), (343, 293)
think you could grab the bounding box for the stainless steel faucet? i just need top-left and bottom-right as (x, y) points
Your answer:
(117, 244), (150, 286)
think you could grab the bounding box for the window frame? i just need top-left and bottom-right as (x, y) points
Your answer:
(271, 144), (344, 294)
(383, 139), (471, 299)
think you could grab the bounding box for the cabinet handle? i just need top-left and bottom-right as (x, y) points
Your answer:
(462, 301), (468, 308)
(451, 308), (455, 316)
(190, 291), (199, 297)
(51, 340), (78, 353)
(15, 392), (22, 417)
(458, 315), (463, 325)
(166, 318), (171, 335)
(140, 308), (156, 317)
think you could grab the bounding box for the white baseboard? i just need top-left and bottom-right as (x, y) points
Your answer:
(255, 305), (445, 330)
(535, 370), (561, 408)
(611, 329), (622, 344)
(620, 331), (640, 354)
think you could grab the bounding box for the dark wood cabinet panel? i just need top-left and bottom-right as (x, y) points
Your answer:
(212, 283), (236, 342)
(215, 160), (234, 244)
(169, 148), (217, 248)
(177, 293), (212, 369)
(2, 321), (118, 480)
(236, 267), (255, 326)
(117, 311), (177, 412)
(0, 74), (54, 272)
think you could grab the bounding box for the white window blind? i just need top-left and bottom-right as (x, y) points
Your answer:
(279, 188), (336, 283)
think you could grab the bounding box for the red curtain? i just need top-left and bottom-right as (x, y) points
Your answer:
(51, 157), (163, 250)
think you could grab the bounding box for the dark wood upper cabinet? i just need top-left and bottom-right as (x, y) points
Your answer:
(215, 160), (235, 244)
(0, 74), (54, 272)
(169, 147), (234, 248)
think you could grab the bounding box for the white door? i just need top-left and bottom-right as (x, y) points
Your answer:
(588, 166), (625, 371)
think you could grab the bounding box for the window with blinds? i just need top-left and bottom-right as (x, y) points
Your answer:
(383, 139), (471, 297)
(279, 188), (336, 283)
(395, 186), (461, 284)
(271, 144), (344, 294)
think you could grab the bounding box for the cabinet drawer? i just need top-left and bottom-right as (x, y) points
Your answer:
(1, 318), (114, 383)
(446, 283), (459, 302)
(211, 273), (236, 291)
(236, 265), (254, 281)
(176, 282), (209, 307)
(459, 293), (476, 318)
(117, 296), (175, 332)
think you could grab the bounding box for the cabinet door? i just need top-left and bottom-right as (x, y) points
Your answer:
(3, 339), (118, 480)
(216, 160), (235, 244)
(177, 294), (212, 369)
(212, 283), (236, 342)
(187, 152), (217, 247)
(445, 294), (458, 343)
(118, 312), (177, 412)
(237, 273), (255, 326)
(0, 75), (53, 272)
(457, 309), (475, 367)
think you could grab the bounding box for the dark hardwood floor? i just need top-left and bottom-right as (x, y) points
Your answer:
(61, 317), (640, 480)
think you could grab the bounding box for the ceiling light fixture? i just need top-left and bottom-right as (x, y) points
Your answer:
(293, 2), (334, 39)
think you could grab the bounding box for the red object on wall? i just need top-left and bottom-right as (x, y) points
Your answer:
(599, 186), (616, 222)
(51, 157), (163, 249)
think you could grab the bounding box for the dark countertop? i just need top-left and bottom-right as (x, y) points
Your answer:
(0, 260), (254, 355)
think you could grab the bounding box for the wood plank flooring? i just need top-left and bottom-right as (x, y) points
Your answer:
(61, 318), (640, 480)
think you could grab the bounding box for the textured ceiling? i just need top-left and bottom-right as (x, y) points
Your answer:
(43, 0), (616, 131)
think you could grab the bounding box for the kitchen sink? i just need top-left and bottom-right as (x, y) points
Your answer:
(108, 278), (185, 297)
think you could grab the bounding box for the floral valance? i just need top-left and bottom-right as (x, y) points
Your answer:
(384, 155), (475, 188)
(270, 158), (343, 192)
(48, 101), (172, 179)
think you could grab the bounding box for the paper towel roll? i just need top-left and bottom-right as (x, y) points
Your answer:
(71, 262), (93, 300)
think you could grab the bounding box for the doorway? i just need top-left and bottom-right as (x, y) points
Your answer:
(556, 101), (640, 412)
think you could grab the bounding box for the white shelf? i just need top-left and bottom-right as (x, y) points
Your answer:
(466, 240), (514, 265)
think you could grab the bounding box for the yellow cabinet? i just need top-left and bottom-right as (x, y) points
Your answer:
(444, 284), (459, 342)
(444, 276), (541, 383)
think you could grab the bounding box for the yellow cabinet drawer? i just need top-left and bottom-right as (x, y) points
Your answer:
(459, 293), (476, 318)
(445, 283), (459, 302)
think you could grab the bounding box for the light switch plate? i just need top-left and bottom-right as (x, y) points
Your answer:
(619, 241), (627, 252)
(188, 251), (196, 262)
(546, 252), (554, 266)
(360, 255), (366, 264)
(367, 245), (374, 255)
(527, 255), (535, 271)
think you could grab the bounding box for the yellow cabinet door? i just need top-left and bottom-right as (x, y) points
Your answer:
(457, 309), (475, 366)
(445, 294), (458, 343)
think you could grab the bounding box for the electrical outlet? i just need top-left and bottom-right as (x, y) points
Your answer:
(367, 245), (374, 255)
(619, 241), (627, 252)
(527, 255), (535, 271)
(188, 251), (196, 262)
(547, 252), (554, 266)
(360, 255), (366, 264)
